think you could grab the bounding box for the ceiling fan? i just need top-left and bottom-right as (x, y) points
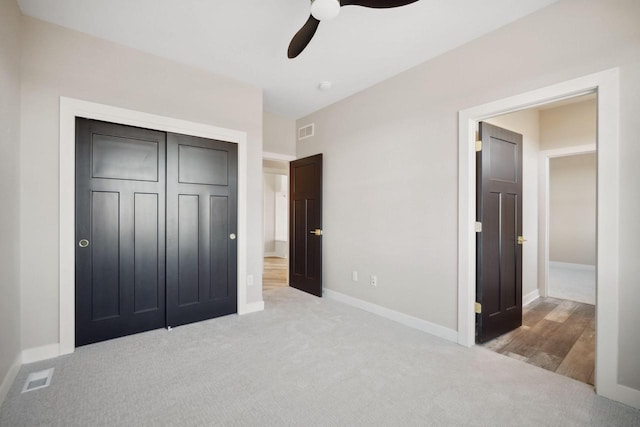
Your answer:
(288, 0), (420, 58)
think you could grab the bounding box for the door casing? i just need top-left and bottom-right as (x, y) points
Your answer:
(538, 144), (596, 299)
(458, 69), (630, 406)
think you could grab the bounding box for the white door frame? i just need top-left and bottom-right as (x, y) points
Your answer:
(538, 144), (596, 298)
(59, 97), (250, 356)
(457, 68), (640, 408)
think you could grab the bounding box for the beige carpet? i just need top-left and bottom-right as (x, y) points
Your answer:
(1, 287), (638, 426)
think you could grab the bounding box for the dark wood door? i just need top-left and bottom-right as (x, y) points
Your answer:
(289, 154), (323, 297)
(75, 119), (166, 346)
(476, 122), (523, 343)
(166, 133), (238, 327)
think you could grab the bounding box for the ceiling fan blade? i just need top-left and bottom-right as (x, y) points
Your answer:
(340, 0), (419, 8)
(288, 15), (321, 59)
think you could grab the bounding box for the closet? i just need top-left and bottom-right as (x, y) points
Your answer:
(75, 118), (237, 346)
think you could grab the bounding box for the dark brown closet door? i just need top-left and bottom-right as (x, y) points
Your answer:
(75, 118), (166, 346)
(166, 133), (238, 327)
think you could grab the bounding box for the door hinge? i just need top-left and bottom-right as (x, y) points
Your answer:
(475, 222), (482, 232)
(474, 302), (482, 314)
(475, 140), (482, 152)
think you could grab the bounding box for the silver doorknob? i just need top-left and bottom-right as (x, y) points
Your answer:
(230, 233), (236, 240)
(78, 239), (89, 248)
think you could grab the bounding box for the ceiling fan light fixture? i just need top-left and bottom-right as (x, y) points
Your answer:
(311, 0), (341, 21)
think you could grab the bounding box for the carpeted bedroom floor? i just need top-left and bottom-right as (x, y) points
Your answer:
(1, 287), (638, 426)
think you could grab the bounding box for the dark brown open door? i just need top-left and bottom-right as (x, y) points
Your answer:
(289, 154), (323, 297)
(476, 122), (523, 343)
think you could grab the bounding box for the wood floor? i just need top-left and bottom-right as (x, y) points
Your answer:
(480, 297), (595, 385)
(263, 256), (288, 292)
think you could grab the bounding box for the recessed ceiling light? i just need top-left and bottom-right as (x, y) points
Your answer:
(318, 81), (332, 91)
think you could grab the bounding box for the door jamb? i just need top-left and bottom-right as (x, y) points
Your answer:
(538, 144), (596, 298)
(457, 68), (633, 406)
(59, 97), (250, 356)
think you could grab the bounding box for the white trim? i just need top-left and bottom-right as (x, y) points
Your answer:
(0, 353), (21, 406)
(263, 251), (278, 257)
(21, 344), (60, 364)
(324, 289), (458, 343)
(457, 69), (630, 406)
(59, 97), (252, 357)
(263, 151), (296, 161)
(237, 300), (265, 315)
(522, 289), (540, 307)
(548, 261), (596, 271)
(538, 144), (596, 297)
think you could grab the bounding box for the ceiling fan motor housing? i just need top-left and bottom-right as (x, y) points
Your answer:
(311, 0), (341, 21)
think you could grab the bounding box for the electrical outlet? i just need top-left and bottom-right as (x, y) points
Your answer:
(352, 271), (358, 282)
(370, 275), (377, 287)
(247, 274), (254, 286)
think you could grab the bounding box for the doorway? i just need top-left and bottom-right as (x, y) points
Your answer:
(458, 68), (624, 403)
(263, 158), (290, 292)
(475, 95), (597, 385)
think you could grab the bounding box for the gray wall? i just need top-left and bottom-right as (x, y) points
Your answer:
(540, 99), (597, 150)
(0, 0), (22, 401)
(19, 16), (264, 351)
(549, 154), (596, 265)
(297, 0), (640, 390)
(263, 111), (296, 156)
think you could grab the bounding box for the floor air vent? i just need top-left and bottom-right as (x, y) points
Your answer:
(22, 368), (54, 393)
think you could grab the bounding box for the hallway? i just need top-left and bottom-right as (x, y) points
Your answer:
(480, 297), (595, 385)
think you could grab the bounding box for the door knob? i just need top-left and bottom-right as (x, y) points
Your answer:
(517, 236), (527, 245)
(230, 233), (236, 240)
(309, 229), (323, 236)
(78, 239), (89, 248)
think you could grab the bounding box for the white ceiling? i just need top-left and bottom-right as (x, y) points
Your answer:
(17, 0), (559, 119)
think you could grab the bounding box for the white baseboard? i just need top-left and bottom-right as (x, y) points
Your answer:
(601, 382), (640, 410)
(523, 289), (540, 306)
(549, 261), (596, 271)
(0, 353), (21, 407)
(264, 252), (278, 257)
(238, 300), (264, 315)
(324, 289), (458, 343)
(21, 343), (60, 364)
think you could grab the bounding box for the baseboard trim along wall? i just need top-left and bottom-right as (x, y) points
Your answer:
(549, 261), (596, 271)
(324, 289), (458, 343)
(523, 289), (541, 307)
(17, 299), (264, 366)
(21, 344), (60, 365)
(238, 300), (265, 315)
(0, 353), (22, 407)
